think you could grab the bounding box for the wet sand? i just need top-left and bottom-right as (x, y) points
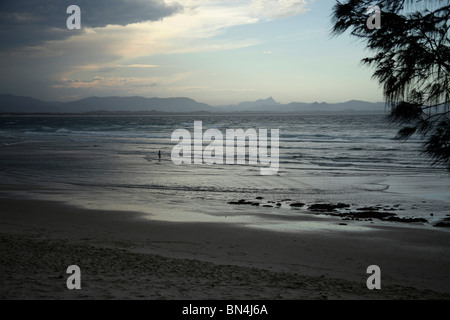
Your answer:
(1, 195), (450, 300)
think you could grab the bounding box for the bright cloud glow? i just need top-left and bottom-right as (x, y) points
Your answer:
(44, 0), (310, 96)
(37, 0), (309, 59)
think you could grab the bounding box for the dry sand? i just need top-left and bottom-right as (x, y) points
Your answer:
(1, 196), (450, 300)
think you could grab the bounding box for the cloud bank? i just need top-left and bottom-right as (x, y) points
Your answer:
(0, 0), (311, 101)
(0, 0), (181, 49)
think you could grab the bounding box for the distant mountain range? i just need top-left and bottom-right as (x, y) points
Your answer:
(0, 94), (386, 114)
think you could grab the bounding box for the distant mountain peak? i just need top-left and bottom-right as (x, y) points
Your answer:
(237, 96), (280, 108)
(264, 96), (277, 103)
(0, 93), (386, 114)
(257, 96), (279, 105)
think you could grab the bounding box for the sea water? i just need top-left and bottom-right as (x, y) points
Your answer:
(1, 113), (449, 231)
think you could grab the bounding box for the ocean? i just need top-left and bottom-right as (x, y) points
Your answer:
(1, 113), (449, 231)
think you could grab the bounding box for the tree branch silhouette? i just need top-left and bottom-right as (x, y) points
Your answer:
(331, 0), (450, 170)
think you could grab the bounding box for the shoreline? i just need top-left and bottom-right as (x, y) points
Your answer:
(1, 195), (450, 299)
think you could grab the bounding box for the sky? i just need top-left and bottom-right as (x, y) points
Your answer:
(0, 0), (384, 105)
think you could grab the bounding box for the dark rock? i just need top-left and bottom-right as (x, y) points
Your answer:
(228, 200), (254, 205)
(290, 202), (306, 207)
(338, 223), (347, 226)
(435, 222), (450, 228)
(276, 203), (282, 207)
(262, 205), (273, 208)
(384, 217), (428, 223)
(300, 202), (430, 226)
(350, 211), (396, 219)
(308, 204), (333, 212)
(255, 196), (264, 200)
(356, 206), (383, 211)
(251, 202), (260, 206)
(309, 203), (350, 212)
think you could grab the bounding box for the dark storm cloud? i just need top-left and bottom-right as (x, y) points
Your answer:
(0, 0), (182, 50)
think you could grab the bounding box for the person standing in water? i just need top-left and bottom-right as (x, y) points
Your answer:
(158, 150), (161, 161)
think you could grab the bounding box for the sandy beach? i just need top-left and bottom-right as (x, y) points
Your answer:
(1, 194), (450, 300)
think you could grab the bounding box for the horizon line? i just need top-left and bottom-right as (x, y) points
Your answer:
(0, 93), (385, 107)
